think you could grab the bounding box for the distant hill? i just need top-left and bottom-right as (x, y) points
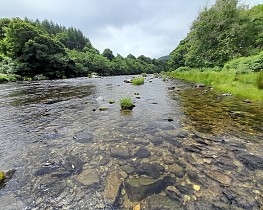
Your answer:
(158, 55), (169, 61)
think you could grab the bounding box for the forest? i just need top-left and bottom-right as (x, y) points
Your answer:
(0, 18), (167, 80)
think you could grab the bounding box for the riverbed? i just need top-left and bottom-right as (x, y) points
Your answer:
(0, 76), (262, 209)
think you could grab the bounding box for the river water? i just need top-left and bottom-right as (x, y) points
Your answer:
(0, 76), (262, 210)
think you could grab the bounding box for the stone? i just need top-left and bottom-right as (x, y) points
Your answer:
(123, 165), (135, 175)
(111, 147), (131, 159)
(205, 170), (232, 186)
(125, 176), (174, 202)
(73, 131), (93, 143)
(176, 183), (194, 195)
(237, 153), (263, 170)
(151, 138), (163, 146)
(133, 138), (150, 146)
(195, 83), (206, 88)
(162, 155), (174, 165)
(136, 163), (165, 179)
(63, 155), (84, 174)
(165, 186), (182, 202)
(76, 169), (100, 187)
(34, 164), (60, 176)
(168, 164), (184, 178)
(104, 171), (123, 206)
(135, 147), (151, 159)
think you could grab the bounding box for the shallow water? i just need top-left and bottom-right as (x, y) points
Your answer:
(0, 76), (262, 209)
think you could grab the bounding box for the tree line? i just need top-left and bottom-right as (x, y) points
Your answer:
(0, 18), (167, 80)
(168, 0), (263, 70)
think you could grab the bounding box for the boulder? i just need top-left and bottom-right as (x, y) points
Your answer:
(136, 163), (165, 179)
(104, 171), (123, 206)
(111, 147), (131, 159)
(125, 176), (174, 202)
(135, 147), (151, 159)
(76, 169), (100, 187)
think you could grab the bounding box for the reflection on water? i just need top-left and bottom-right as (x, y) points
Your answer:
(0, 76), (262, 209)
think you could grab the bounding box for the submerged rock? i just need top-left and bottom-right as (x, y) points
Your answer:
(125, 176), (174, 202)
(63, 155), (84, 174)
(73, 131), (93, 143)
(110, 147), (131, 159)
(237, 153), (263, 170)
(76, 169), (100, 187)
(136, 163), (165, 179)
(135, 147), (151, 159)
(123, 165), (136, 175)
(104, 171), (123, 206)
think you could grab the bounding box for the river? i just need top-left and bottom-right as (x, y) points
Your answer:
(0, 76), (262, 210)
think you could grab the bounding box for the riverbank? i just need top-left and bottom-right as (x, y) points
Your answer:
(167, 69), (263, 101)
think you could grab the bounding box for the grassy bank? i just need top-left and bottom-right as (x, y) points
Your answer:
(167, 69), (263, 101)
(0, 73), (20, 83)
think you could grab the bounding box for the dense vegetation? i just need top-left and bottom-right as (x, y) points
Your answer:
(168, 0), (263, 100)
(0, 18), (167, 80)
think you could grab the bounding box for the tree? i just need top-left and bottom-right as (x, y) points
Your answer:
(102, 48), (115, 61)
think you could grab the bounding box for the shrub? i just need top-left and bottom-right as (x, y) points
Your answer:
(132, 77), (144, 85)
(120, 98), (135, 110)
(257, 71), (263, 89)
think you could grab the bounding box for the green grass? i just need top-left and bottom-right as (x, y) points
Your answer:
(0, 73), (19, 83)
(120, 97), (135, 110)
(132, 77), (144, 85)
(168, 69), (263, 101)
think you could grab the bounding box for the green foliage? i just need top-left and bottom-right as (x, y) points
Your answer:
(120, 98), (135, 110)
(257, 71), (263, 89)
(224, 51), (263, 73)
(169, 1), (263, 69)
(0, 17), (167, 79)
(132, 77), (144, 85)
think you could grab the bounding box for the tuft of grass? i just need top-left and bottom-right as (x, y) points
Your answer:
(257, 71), (263, 90)
(120, 97), (135, 110)
(132, 77), (144, 85)
(0, 171), (5, 183)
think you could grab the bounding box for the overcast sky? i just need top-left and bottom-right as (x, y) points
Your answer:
(0, 0), (262, 58)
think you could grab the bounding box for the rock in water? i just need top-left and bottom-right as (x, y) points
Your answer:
(135, 147), (151, 159)
(110, 147), (131, 159)
(237, 153), (263, 170)
(125, 176), (174, 202)
(136, 163), (165, 179)
(104, 171), (123, 206)
(76, 169), (100, 187)
(73, 131), (93, 143)
(63, 155), (84, 174)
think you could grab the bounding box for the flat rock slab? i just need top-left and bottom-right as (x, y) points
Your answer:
(73, 131), (93, 143)
(76, 169), (100, 186)
(110, 147), (131, 159)
(104, 171), (122, 206)
(136, 163), (165, 179)
(125, 176), (174, 202)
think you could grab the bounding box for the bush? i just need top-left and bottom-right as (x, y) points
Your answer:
(257, 71), (263, 89)
(120, 98), (135, 110)
(132, 77), (144, 85)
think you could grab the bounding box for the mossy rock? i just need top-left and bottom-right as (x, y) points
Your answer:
(0, 171), (5, 183)
(109, 100), (115, 104)
(99, 107), (109, 111)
